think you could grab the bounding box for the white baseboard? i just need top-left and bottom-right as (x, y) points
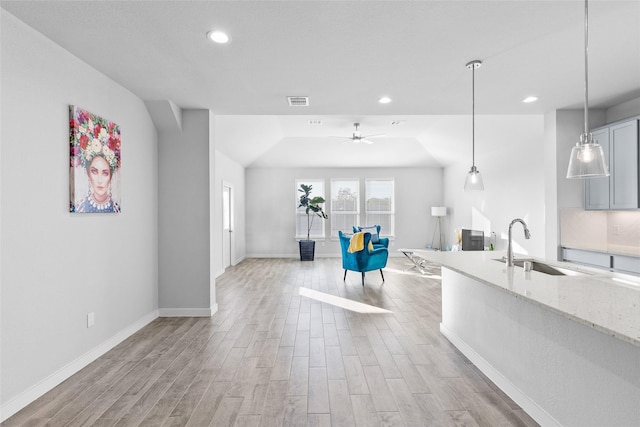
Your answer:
(1, 310), (159, 423)
(246, 253), (298, 258)
(158, 305), (217, 317)
(231, 255), (245, 266)
(439, 323), (562, 427)
(245, 253), (404, 259)
(246, 253), (341, 259)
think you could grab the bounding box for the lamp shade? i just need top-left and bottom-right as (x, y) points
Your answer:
(566, 134), (609, 178)
(565, 0), (609, 180)
(431, 206), (447, 217)
(464, 166), (484, 191)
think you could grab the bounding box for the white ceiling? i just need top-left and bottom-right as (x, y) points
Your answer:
(3, 0), (639, 168)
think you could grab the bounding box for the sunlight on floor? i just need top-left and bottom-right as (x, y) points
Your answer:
(298, 287), (393, 314)
(384, 266), (442, 279)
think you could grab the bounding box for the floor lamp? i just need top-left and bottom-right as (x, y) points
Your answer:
(431, 206), (447, 250)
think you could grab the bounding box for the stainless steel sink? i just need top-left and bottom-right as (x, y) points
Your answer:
(494, 258), (566, 276)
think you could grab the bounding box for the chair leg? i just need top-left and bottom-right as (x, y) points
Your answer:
(343, 270), (347, 281)
(380, 269), (385, 282)
(361, 272), (365, 286)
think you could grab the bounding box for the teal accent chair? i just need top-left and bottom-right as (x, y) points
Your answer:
(339, 231), (389, 286)
(352, 225), (389, 250)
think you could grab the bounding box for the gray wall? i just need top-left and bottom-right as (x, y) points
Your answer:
(245, 167), (443, 257)
(1, 11), (158, 409)
(158, 110), (213, 315)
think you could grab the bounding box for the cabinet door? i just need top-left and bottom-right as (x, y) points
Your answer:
(584, 128), (611, 210)
(610, 120), (639, 209)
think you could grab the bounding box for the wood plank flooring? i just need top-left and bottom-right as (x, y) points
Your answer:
(2, 257), (539, 426)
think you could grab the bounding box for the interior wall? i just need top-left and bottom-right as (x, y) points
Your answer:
(607, 96), (640, 123)
(214, 149), (246, 273)
(443, 115), (545, 257)
(544, 110), (560, 260)
(1, 11), (158, 412)
(245, 167), (443, 257)
(158, 110), (212, 316)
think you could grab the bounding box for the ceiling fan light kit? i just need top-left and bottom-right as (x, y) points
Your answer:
(464, 60), (484, 191)
(333, 123), (385, 144)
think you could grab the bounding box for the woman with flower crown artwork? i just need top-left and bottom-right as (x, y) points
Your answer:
(69, 106), (121, 213)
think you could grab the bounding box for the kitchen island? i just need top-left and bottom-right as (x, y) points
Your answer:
(413, 249), (640, 427)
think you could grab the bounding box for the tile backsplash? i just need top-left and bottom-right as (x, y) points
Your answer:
(560, 208), (640, 256)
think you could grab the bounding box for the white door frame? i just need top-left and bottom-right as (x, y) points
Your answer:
(222, 182), (233, 269)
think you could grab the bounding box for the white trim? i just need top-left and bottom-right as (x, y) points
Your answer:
(222, 181), (234, 272)
(246, 253), (400, 259)
(439, 323), (562, 427)
(158, 306), (217, 317)
(246, 253), (339, 259)
(0, 310), (159, 423)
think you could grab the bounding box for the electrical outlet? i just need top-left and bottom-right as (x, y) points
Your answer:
(87, 312), (95, 328)
(613, 225), (621, 236)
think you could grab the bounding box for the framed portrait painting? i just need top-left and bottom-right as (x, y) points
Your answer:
(69, 106), (121, 213)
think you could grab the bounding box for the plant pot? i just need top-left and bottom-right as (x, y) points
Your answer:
(299, 240), (316, 261)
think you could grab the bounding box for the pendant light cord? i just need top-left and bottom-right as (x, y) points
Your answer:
(584, 0), (589, 136)
(472, 63), (475, 167)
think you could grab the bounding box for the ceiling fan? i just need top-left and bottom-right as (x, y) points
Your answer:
(331, 123), (385, 144)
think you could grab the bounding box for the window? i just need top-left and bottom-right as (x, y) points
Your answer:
(365, 179), (394, 236)
(295, 179), (326, 239)
(330, 179), (359, 235)
(295, 177), (394, 239)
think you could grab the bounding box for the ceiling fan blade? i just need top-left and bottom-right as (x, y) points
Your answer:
(361, 139), (374, 144)
(363, 133), (385, 138)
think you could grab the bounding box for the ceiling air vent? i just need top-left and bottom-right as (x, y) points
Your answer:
(287, 96), (309, 107)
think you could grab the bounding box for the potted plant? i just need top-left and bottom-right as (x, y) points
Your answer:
(297, 183), (328, 261)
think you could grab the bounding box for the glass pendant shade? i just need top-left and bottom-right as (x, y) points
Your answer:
(464, 165), (484, 191)
(566, 133), (609, 178)
(566, 0), (609, 179)
(464, 60), (484, 191)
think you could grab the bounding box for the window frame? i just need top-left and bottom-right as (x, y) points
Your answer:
(330, 178), (361, 236)
(364, 178), (395, 237)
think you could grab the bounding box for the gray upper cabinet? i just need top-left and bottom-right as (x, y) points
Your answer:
(585, 128), (610, 209)
(610, 120), (639, 209)
(585, 118), (639, 210)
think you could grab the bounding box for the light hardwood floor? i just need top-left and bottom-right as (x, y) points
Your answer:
(2, 257), (539, 427)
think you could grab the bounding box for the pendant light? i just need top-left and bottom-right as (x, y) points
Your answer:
(566, 0), (609, 179)
(464, 60), (484, 191)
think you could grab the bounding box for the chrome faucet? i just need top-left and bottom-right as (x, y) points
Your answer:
(507, 218), (531, 267)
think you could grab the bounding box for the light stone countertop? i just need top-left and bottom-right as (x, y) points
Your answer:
(412, 249), (640, 347)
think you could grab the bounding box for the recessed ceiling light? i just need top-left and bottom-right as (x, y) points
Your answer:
(522, 96), (538, 103)
(207, 30), (230, 44)
(378, 96), (392, 104)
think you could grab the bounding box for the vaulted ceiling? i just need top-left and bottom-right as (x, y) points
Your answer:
(3, 0), (639, 168)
